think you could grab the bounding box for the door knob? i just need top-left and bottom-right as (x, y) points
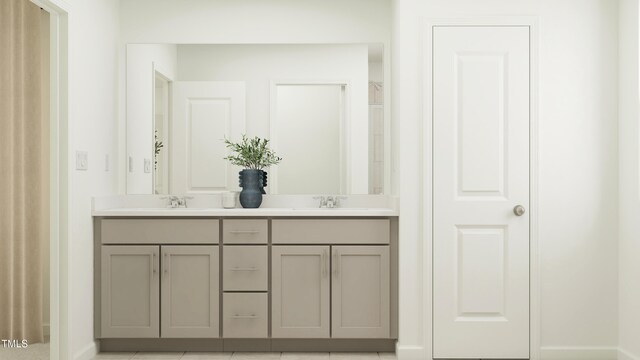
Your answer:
(513, 205), (526, 216)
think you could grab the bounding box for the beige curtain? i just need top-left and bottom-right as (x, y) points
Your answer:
(0, 0), (49, 344)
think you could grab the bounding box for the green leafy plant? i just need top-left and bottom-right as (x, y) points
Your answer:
(224, 134), (282, 170)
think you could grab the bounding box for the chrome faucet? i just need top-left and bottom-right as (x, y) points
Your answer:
(327, 196), (348, 208)
(162, 195), (193, 208)
(313, 196), (328, 208)
(313, 196), (347, 208)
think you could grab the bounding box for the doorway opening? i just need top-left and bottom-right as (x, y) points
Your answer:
(153, 71), (171, 195)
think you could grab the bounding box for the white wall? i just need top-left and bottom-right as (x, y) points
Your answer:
(176, 44), (369, 193)
(117, 1), (622, 359)
(618, 1), (640, 359)
(126, 44), (176, 194)
(66, 0), (120, 359)
(392, 0), (619, 358)
(119, 0), (390, 44)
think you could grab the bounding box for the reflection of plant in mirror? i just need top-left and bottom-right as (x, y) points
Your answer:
(224, 134), (282, 170)
(154, 130), (164, 170)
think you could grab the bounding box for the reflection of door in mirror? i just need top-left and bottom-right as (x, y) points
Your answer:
(273, 84), (346, 195)
(153, 72), (170, 195)
(171, 81), (246, 195)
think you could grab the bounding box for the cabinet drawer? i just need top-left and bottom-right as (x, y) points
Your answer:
(101, 219), (219, 244)
(223, 219), (268, 244)
(223, 293), (268, 338)
(272, 219), (390, 244)
(223, 246), (268, 291)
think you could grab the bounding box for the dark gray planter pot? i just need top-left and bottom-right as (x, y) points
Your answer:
(261, 170), (268, 194)
(238, 169), (263, 208)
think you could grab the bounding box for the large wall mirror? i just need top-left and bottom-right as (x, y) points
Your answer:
(126, 43), (387, 195)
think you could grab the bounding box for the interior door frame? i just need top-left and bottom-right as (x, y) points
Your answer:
(29, 0), (70, 359)
(151, 65), (172, 195)
(422, 17), (540, 360)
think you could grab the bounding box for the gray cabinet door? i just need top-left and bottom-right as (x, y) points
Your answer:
(161, 245), (220, 338)
(272, 246), (330, 338)
(332, 246), (390, 338)
(101, 245), (159, 338)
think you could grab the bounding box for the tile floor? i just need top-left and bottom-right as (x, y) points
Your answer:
(0, 342), (49, 360)
(0, 339), (49, 360)
(90, 352), (396, 360)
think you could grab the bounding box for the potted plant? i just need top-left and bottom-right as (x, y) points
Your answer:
(224, 135), (282, 208)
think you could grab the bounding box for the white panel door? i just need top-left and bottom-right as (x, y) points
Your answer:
(272, 84), (345, 194)
(433, 26), (530, 359)
(172, 81), (245, 194)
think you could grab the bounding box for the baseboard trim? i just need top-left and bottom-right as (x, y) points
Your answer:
(73, 340), (99, 360)
(619, 348), (640, 360)
(539, 346), (618, 360)
(396, 344), (424, 360)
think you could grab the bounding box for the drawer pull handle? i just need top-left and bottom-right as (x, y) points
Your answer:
(231, 314), (257, 319)
(229, 230), (259, 234)
(230, 267), (258, 271)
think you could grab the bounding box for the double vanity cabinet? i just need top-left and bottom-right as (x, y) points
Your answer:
(93, 215), (398, 352)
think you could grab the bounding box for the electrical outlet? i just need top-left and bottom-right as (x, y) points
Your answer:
(75, 151), (88, 171)
(144, 158), (151, 173)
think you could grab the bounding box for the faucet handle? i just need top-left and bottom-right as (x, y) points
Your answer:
(177, 195), (193, 208)
(313, 196), (327, 208)
(325, 196), (337, 208)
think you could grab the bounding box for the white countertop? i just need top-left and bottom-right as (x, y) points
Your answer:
(92, 195), (399, 217)
(92, 207), (398, 217)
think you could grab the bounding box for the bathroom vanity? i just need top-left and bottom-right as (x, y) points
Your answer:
(93, 205), (398, 352)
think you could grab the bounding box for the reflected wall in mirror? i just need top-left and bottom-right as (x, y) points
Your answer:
(126, 43), (387, 195)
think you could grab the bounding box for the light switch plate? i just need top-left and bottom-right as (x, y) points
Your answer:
(144, 158), (151, 173)
(75, 151), (88, 171)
